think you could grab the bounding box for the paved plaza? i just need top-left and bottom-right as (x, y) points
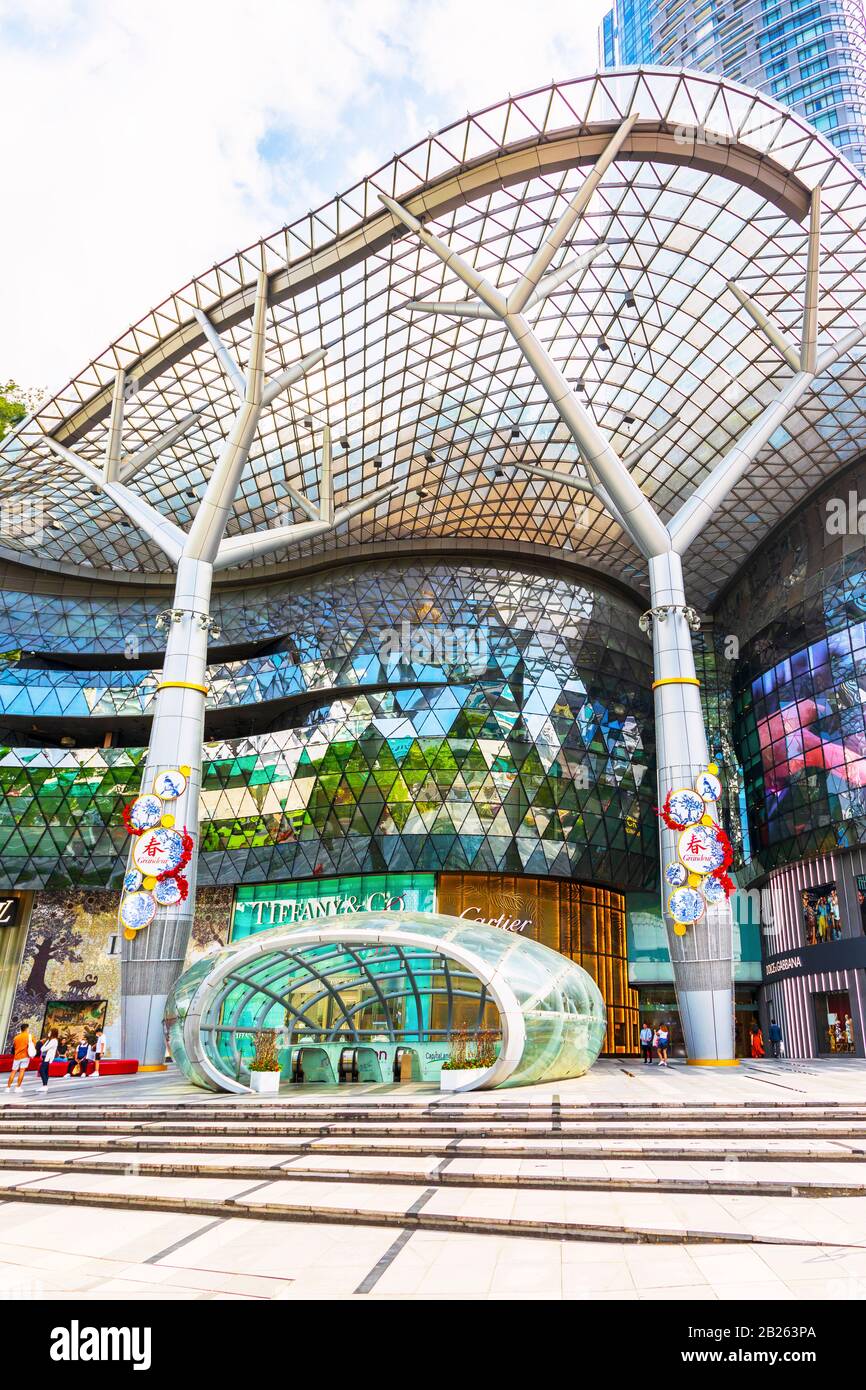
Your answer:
(0, 1059), (865, 1299)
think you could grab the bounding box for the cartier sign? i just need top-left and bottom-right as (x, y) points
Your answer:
(458, 904), (532, 933)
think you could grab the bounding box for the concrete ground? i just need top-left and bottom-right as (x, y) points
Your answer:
(0, 1057), (865, 1300)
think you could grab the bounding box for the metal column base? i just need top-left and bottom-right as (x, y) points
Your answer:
(122, 992), (169, 1069)
(676, 987), (735, 1062)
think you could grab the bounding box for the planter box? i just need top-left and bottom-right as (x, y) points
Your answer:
(249, 1070), (281, 1094)
(439, 1067), (487, 1092)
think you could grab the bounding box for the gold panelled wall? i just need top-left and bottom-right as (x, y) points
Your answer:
(437, 873), (639, 1054)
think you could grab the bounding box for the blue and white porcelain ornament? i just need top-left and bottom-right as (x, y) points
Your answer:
(119, 890), (156, 930)
(695, 770), (723, 804)
(677, 823), (725, 874)
(668, 885), (706, 925)
(153, 877), (184, 907)
(701, 874), (726, 906)
(127, 794), (163, 832)
(132, 825), (187, 876)
(123, 868), (143, 893)
(665, 862), (688, 887)
(153, 768), (187, 801)
(667, 787), (706, 827)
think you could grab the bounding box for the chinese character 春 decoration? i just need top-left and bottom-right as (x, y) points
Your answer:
(657, 764), (734, 937)
(119, 771), (195, 938)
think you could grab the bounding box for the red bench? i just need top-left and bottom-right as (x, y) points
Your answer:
(0, 1056), (138, 1076)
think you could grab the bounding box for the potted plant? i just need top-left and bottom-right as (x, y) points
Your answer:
(248, 1028), (282, 1093)
(439, 1028), (497, 1091)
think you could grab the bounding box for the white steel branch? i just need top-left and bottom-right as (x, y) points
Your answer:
(382, 163), (866, 562)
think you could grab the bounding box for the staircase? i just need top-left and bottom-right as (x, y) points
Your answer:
(2, 1095), (866, 1247)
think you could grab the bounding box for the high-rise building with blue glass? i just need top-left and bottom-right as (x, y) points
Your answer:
(599, 0), (866, 172)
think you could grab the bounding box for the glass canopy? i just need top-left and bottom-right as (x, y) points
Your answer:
(2, 70), (864, 613)
(166, 910), (608, 1092)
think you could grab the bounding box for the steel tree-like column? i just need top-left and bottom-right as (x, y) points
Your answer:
(123, 555), (213, 1063)
(381, 149), (866, 1061)
(648, 552), (733, 1059)
(47, 271), (399, 1064)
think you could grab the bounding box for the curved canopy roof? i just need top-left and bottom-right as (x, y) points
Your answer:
(3, 68), (866, 608)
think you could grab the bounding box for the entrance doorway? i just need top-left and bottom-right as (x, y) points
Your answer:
(812, 991), (856, 1054)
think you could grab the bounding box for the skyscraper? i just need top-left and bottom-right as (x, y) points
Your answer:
(599, 0), (866, 173)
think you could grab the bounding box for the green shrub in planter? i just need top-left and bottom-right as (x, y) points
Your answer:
(250, 1028), (280, 1072)
(441, 1028), (500, 1070)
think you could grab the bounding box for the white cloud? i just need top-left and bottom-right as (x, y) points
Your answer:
(0, 0), (606, 392)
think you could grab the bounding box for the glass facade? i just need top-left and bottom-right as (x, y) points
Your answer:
(721, 457), (866, 873)
(599, 0), (866, 172)
(0, 559), (658, 894)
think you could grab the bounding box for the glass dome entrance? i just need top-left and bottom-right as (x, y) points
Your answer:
(166, 910), (607, 1092)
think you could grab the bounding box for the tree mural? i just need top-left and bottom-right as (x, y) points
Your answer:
(5, 895), (84, 1045)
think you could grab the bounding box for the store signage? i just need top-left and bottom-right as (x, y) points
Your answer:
(250, 888), (408, 926)
(763, 937), (866, 982)
(0, 894), (19, 928)
(458, 904), (532, 933)
(765, 955), (803, 977)
(233, 873), (436, 941)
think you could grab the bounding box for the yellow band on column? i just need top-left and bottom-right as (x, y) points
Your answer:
(652, 677), (701, 690)
(686, 1058), (739, 1066)
(156, 681), (209, 695)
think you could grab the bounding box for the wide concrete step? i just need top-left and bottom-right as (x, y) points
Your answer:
(0, 1148), (864, 1196)
(5, 1112), (866, 1134)
(0, 1128), (861, 1162)
(5, 1103), (866, 1121)
(1, 1165), (863, 1245)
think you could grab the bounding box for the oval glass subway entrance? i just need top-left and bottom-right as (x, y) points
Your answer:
(166, 912), (608, 1093)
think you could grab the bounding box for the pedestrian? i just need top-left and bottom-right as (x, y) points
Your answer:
(639, 1021), (654, 1064)
(38, 1029), (59, 1089)
(768, 1018), (783, 1058)
(93, 1029), (106, 1077)
(75, 1034), (90, 1078)
(6, 1020), (36, 1097)
(750, 1022), (765, 1058)
(62, 1036), (78, 1078)
(656, 1021), (670, 1066)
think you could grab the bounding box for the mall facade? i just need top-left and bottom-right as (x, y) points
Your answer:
(0, 68), (864, 1068)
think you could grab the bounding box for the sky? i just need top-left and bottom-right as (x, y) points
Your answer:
(0, 0), (608, 394)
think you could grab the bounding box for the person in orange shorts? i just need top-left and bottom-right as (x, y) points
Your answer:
(6, 1020), (35, 1097)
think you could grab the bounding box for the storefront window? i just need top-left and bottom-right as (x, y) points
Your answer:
(813, 990), (857, 1054)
